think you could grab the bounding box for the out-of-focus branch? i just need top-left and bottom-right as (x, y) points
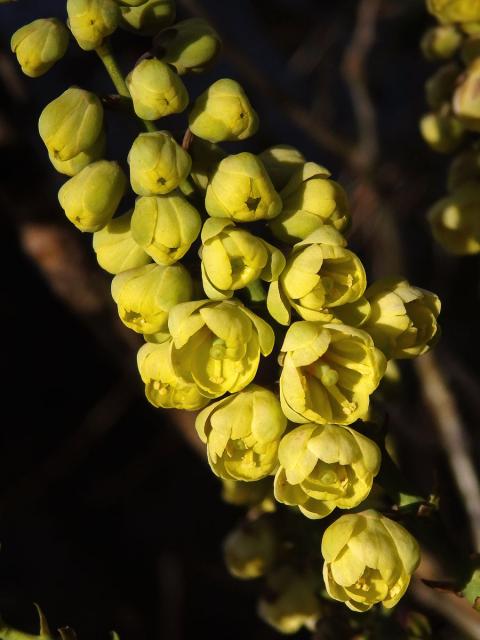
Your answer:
(415, 352), (480, 552)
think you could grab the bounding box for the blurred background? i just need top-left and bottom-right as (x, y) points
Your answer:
(1, 0), (480, 638)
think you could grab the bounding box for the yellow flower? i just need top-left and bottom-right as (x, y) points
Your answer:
(279, 321), (386, 425)
(39, 87), (103, 161)
(270, 162), (350, 244)
(428, 184), (480, 254)
(128, 131), (192, 196)
(131, 193), (201, 265)
(322, 510), (420, 612)
(67, 0), (120, 51)
(154, 18), (221, 75)
(48, 130), (106, 177)
(258, 145), (305, 191)
(120, 0), (175, 36)
(363, 278), (441, 359)
(93, 209), (151, 274)
(453, 59), (480, 131)
(427, 0), (480, 25)
(274, 423), (380, 519)
(112, 262), (192, 337)
(421, 25), (462, 60)
(258, 567), (321, 634)
(137, 340), (210, 410)
(11, 18), (69, 78)
(200, 218), (285, 299)
(270, 227), (366, 325)
(126, 58), (188, 121)
(58, 160), (127, 232)
(168, 299), (274, 399)
(420, 111), (465, 153)
(205, 152), (282, 222)
(196, 385), (286, 481)
(188, 78), (259, 142)
(223, 516), (276, 580)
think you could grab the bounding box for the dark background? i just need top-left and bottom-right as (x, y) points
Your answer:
(0, 0), (479, 638)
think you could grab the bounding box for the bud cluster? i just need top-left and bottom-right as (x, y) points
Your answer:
(421, 1), (480, 253)
(10, 0), (440, 631)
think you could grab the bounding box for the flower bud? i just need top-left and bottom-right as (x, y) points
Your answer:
(258, 145), (306, 191)
(137, 340), (210, 410)
(322, 510), (420, 611)
(427, 0), (480, 25)
(168, 299), (274, 399)
(154, 18), (221, 75)
(131, 194), (201, 265)
(274, 423), (380, 519)
(428, 184), (480, 254)
(420, 25), (462, 60)
(270, 163), (350, 244)
(112, 262), (192, 336)
(221, 478), (273, 508)
(188, 78), (259, 142)
(189, 138), (226, 191)
(223, 517), (276, 579)
(205, 152), (282, 222)
(39, 87), (104, 161)
(128, 131), (191, 196)
(11, 18), (69, 78)
(120, 0), (175, 36)
(271, 227), (366, 325)
(92, 209), (151, 274)
(126, 58), (188, 121)
(447, 148), (480, 191)
(66, 0), (120, 51)
(48, 130), (106, 177)
(258, 567), (321, 634)
(419, 111), (465, 153)
(363, 278), (441, 359)
(279, 321), (386, 425)
(453, 59), (480, 131)
(200, 218), (284, 299)
(196, 385), (286, 481)
(425, 63), (460, 110)
(58, 160), (127, 232)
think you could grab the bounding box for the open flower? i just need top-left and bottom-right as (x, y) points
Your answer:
(322, 510), (420, 612)
(274, 423), (381, 518)
(279, 321), (386, 425)
(195, 385), (286, 481)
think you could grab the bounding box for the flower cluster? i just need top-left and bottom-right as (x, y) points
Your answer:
(10, 0), (439, 631)
(421, 1), (480, 253)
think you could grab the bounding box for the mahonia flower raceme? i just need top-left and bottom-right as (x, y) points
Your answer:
(274, 423), (381, 519)
(154, 18), (222, 75)
(223, 516), (277, 579)
(322, 510), (420, 612)
(67, 0), (120, 51)
(11, 18), (69, 78)
(168, 299), (275, 399)
(119, 0), (176, 36)
(270, 162), (350, 243)
(131, 193), (201, 265)
(200, 218), (285, 300)
(137, 340), (210, 410)
(279, 321), (386, 425)
(128, 131), (192, 196)
(428, 183), (480, 254)
(111, 262), (192, 338)
(258, 567), (321, 634)
(362, 277), (441, 359)
(188, 78), (259, 142)
(58, 160), (127, 232)
(126, 58), (188, 121)
(195, 385), (287, 481)
(259, 145), (306, 191)
(268, 226), (366, 326)
(205, 152), (282, 222)
(92, 209), (152, 275)
(39, 87), (104, 161)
